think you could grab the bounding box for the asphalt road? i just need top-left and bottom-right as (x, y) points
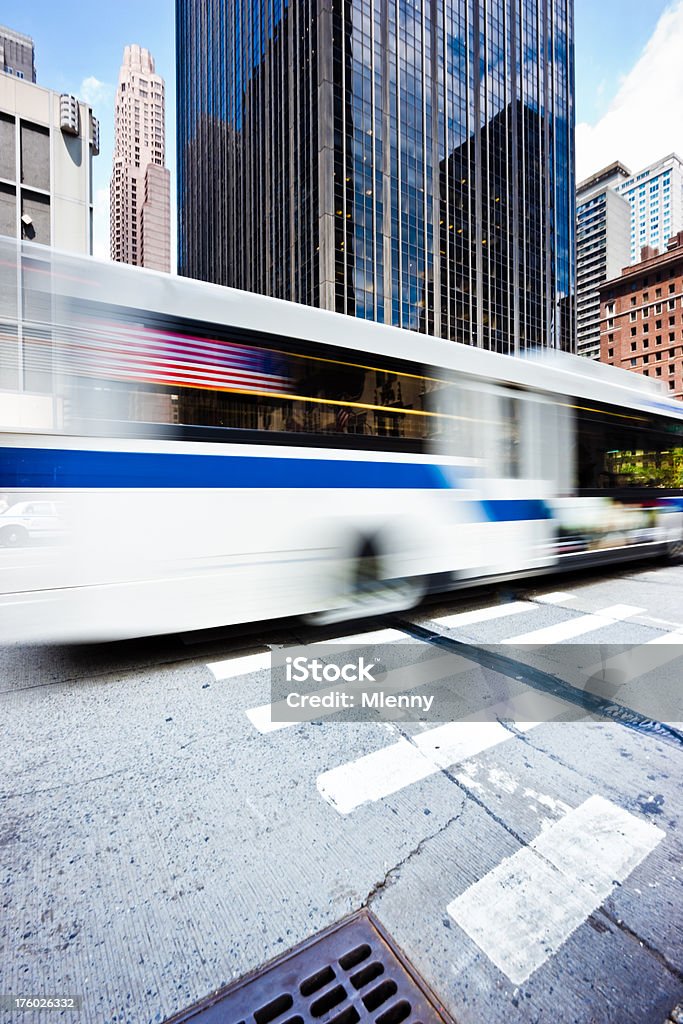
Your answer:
(1, 559), (682, 1024)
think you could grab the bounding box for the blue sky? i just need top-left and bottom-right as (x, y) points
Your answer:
(574, 0), (670, 122)
(1, 0), (679, 257)
(1, 0), (176, 259)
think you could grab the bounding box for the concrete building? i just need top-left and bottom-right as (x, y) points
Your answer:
(576, 162), (631, 360)
(0, 72), (99, 252)
(615, 154), (683, 266)
(110, 44), (170, 272)
(177, 0), (576, 353)
(599, 233), (683, 400)
(0, 24), (35, 83)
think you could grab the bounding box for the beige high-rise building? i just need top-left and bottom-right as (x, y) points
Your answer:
(110, 44), (170, 272)
(1, 65), (99, 253)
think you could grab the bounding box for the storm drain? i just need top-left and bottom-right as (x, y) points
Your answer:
(164, 910), (453, 1024)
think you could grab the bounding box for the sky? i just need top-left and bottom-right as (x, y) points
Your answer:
(574, 0), (683, 181)
(1, 0), (176, 262)
(2, 0), (682, 260)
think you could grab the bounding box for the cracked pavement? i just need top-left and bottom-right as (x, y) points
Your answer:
(1, 563), (683, 1023)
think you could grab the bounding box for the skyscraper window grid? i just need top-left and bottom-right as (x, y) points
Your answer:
(110, 44), (171, 272)
(176, 0), (575, 354)
(615, 154), (683, 266)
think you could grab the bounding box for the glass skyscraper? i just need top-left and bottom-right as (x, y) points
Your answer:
(177, 0), (575, 353)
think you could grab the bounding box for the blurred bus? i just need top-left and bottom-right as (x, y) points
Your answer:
(1, 237), (682, 642)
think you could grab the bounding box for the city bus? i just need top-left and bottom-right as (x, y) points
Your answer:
(1, 237), (682, 643)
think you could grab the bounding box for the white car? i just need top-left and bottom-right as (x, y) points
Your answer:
(0, 501), (66, 547)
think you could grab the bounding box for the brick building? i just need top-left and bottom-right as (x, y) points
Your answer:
(599, 232), (683, 400)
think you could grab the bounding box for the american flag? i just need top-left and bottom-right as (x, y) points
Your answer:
(52, 319), (292, 395)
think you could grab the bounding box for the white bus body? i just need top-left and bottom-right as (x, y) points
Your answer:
(1, 239), (682, 643)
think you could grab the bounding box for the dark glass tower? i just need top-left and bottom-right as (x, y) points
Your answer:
(177, 0), (575, 353)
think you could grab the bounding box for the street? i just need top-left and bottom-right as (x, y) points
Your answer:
(1, 559), (682, 1024)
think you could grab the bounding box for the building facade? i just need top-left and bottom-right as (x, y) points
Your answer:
(110, 44), (170, 272)
(0, 72), (99, 252)
(615, 154), (683, 267)
(575, 161), (630, 360)
(599, 233), (683, 400)
(177, 0), (575, 353)
(0, 24), (35, 83)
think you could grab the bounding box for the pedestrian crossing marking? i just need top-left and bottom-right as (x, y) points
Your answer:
(317, 691), (567, 813)
(500, 604), (645, 645)
(447, 794), (664, 985)
(207, 651), (272, 680)
(430, 601), (538, 629)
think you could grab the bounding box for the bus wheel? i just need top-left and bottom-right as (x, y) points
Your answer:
(354, 537), (384, 598)
(666, 536), (683, 563)
(350, 536), (424, 614)
(0, 525), (28, 548)
(305, 535), (424, 626)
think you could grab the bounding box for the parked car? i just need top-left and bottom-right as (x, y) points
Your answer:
(0, 502), (66, 547)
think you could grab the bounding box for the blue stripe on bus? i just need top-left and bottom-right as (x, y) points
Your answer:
(1, 446), (449, 489)
(0, 446), (551, 521)
(481, 498), (552, 522)
(659, 497), (683, 513)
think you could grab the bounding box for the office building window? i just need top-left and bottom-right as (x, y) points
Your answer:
(0, 113), (15, 180)
(20, 122), (49, 191)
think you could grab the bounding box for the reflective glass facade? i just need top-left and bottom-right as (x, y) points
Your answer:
(177, 0), (575, 352)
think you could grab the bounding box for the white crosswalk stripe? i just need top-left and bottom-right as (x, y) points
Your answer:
(207, 629), (404, 684)
(579, 629), (683, 691)
(500, 604), (645, 645)
(533, 591), (577, 605)
(430, 601), (538, 628)
(317, 628), (405, 646)
(447, 795), (664, 985)
(208, 599), (678, 744)
(207, 651), (272, 680)
(317, 691), (568, 814)
(246, 648), (472, 734)
(240, 626), (442, 734)
(646, 629), (683, 645)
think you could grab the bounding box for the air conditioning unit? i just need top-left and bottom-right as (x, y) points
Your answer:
(90, 113), (100, 155)
(60, 94), (80, 136)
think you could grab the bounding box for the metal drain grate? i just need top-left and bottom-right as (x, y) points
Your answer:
(164, 910), (453, 1024)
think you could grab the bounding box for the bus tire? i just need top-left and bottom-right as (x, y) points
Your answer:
(354, 536), (384, 598)
(666, 536), (683, 563)
(349, 534), (425, 613)
(0, 525), (28, 548)
(305, 532), (424, 626)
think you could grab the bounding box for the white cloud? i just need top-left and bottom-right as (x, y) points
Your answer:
(576, 1), (683, 182)
(92, 187), (110, 261)
(78, 76), (112, 109)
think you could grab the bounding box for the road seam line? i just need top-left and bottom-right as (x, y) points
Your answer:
(446, 794), (664, 985)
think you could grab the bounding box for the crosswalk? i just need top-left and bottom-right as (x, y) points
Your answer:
(203, 590), (683, 747)
(500, 603), (645, 644)
(245, 650), (465, 733)
(317, 690), (567, 814)
(447, 795), (664, 985)
(203, 587), (679, 987)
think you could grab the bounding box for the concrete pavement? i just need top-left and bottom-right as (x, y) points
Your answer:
(1, 561), (682, 1023)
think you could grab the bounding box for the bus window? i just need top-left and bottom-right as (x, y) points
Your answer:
(43, 304), (455, 450)
(423, 379), (472, 453)
(575, 401), (683, 490)
(519, 395), (574, 490)
(497, 394), (521, 478)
